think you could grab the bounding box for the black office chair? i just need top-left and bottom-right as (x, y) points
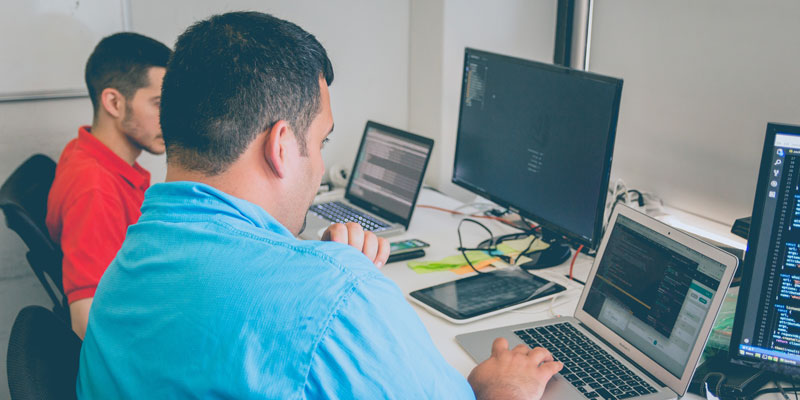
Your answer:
(0, 154), (68, 319)
(6, 305), (82, 400)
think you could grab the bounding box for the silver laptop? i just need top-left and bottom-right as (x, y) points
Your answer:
(300, 121), (434, 240)
(457, 205), (737, 400)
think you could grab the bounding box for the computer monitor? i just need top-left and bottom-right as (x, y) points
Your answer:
(730, 122), (800, 377)
(452, 48), (623, 268)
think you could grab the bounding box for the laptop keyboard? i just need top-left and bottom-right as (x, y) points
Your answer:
(309, 201), (391, 232)
(514, 322), (658, 400)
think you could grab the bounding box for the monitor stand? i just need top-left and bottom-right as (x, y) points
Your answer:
(518, 230), (571, 270)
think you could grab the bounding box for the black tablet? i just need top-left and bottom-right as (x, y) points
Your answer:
(409, 268), (565, 323)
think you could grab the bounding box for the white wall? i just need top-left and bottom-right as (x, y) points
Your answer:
(0, 2), (409, 398)
(409, 0), (557, 201)
(0, 97), (91, 400)
(130, 0), (410, 178)
(590, 0), (800, 224)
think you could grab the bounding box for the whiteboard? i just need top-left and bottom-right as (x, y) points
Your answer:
(0, 0), (130, 101)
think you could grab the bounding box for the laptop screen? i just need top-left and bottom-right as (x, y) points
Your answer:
(582, 214), (727, 377)
(346, 123), (432, 221)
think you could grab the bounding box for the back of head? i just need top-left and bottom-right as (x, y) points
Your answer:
(85, 32), (171, 114)
(160, 11), (334, 176)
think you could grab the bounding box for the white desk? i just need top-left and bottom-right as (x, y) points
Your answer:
(379, 188), (779, 399)
(381, 188), (595, 376)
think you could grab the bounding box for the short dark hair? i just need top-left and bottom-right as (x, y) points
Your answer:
(160, 11), (334, 175)
(85, 32), (171, 112)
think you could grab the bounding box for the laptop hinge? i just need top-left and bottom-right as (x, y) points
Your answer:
(577, 322), (668, 389)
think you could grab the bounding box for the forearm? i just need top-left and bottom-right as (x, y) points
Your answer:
(69, 297), (93, 340)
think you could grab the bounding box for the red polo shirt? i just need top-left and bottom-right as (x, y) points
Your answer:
(46, 126), (151, 304)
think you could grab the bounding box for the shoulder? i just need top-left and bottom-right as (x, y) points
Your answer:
(216, 218), (383, 283)
(52, 153), (119, 202)
(190, 219), (388, 302)
(299, 240), (381, 274)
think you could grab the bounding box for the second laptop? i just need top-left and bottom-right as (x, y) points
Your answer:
(299, 121), (434, 240)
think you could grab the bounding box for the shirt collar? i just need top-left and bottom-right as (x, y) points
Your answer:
(141, 182), (295, 239)
(77, 126), (151, 191)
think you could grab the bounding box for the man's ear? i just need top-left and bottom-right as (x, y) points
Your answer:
(264, 121), (293, 179)
(99, 88), (125, 119)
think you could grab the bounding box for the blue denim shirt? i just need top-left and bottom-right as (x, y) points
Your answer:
(77, 182), (474, 399)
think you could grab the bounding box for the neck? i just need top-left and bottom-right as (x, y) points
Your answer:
(166, 160), (286, 224)
(90, 117), (142, 166)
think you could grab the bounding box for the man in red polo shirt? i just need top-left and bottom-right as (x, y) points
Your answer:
(46, 32), (171, 339)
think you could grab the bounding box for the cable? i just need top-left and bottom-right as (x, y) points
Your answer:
(625, 189), (644, 207)
(751, 387), (800, 399)
(608, 179), (628, 213)
(548, 294), (561, 318)
(456, 216), (550, 274)
(506, 288), (581, 318)
(776, 380), (791, 400)
(518, 215), (540, 233)
(417, 204), (522, 228)
(569, 245), (583, 281)
(605, 181), (626, 228)
(604, 188), (649, 233)
(454, 202), (494, 214)
(700, 371), (725, 398)
(457, 218), (503, 275)
(512, 235), (539, 264)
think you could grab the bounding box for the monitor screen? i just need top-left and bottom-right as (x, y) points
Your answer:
(452, 48), (623, 247)
(346, 122), (433, 223)
(583, 214), (726, 377)
(731, 123), (800, 375)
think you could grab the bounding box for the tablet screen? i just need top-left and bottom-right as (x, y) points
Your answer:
(410, 268), (565, 320)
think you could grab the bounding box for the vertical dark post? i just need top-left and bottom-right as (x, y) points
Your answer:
(553, 0), (574, 67)
(554, 0), (592, 70)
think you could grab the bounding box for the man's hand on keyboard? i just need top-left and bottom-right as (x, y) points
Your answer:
(468, 337), (563, 400)
(322, 222), (390, 268)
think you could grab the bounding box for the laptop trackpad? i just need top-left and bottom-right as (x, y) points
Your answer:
(542, 375), (584, 399)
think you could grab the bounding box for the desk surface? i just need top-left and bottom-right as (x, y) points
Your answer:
(381, 188), (595, 375)
(379, 188), (777, 400)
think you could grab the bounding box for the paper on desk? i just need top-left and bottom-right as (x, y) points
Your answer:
(407, 237), (549, 274)
(407, 250), (498, 274)
(500, 237), (550, 253)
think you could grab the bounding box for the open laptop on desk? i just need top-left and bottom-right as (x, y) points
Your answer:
(299, 121), (433, 240)
(457, 205), (738, 400)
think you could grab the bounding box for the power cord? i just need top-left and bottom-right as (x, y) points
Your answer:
(456, 218), (511, 274)
(605, 189), (655, 228)
(775, 379), (791, 400)
(699, 370), (799, 400)
(568, 245), (583, 281)
(456, 217), (545, 274)
(417, 204), (523, 228)
(751, 387), (800, 399)
(701, 371), (726, 398)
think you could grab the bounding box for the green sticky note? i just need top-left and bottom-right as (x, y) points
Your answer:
(408, 250), (493, 273)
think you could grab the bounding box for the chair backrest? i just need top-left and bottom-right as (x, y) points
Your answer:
(6, 305), (81, 400)
(0, 154), (67, 317)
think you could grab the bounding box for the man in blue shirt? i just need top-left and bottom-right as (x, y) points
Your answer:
(78, 11), (562, 399)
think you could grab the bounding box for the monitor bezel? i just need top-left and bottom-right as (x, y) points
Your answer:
(451, 48), (623, 248)
(729, 122), (800, 376)
(344, 120), (434, 228)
